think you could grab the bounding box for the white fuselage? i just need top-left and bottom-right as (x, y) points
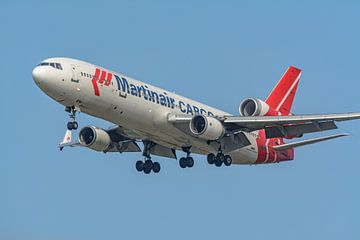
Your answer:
(32, 57), (259, 164)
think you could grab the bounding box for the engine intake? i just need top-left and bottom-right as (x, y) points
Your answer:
(78, 126), (111, 152)
(239, 98), (270, 116)
(189, 115), (225, 140)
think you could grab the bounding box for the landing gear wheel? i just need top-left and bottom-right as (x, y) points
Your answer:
(152, 162), (161, 173)
(207, 153), (215, 165)
(67, 122), (74, 130)
(216, 152), (225, 162)
(224, 155), (232, 166)
(215, 159), (223, 167)
(179, 157), (187, 168)
(143, 167), (151, 174)
(136, 160), (144, 172)
(187, 157), (194, 168)
(66, 121), (78, 130)
(215, 152), (225, 167)
(144, 159), (153, 174)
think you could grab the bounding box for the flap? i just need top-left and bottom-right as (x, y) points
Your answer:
(265, 121), (337, 138)
(150, 144), (177, 159)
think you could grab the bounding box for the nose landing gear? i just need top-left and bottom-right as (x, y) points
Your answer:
(65, 106), (78, 130)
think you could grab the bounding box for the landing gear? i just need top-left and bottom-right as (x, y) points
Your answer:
(136, 141), (161, 174)
(66, 106), (78, 130)
(179, 147), (194, 169)
(207, 151), (232, 167)
(179, 156), (194, 168)
(136, 159), (161, 174)
(67, 121), (78, 130)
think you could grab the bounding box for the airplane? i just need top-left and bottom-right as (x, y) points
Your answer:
(32, 57), (360, 174)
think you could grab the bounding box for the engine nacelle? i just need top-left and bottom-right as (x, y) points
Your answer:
(239, 98), (270, 116)
(189, 115), (225, 140)
(78, 126), (111, 152)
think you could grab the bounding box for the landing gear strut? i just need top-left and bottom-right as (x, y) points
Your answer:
(179, 147), (194, 169)
(207, 149), (232, 167)
(135, 141), (161, 174)
(66, 106), (78, 130)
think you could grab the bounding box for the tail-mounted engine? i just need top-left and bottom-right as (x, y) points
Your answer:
(239, 98), (280, 116)
(78, 126), (111, 151)
(189, 115), (225, 140)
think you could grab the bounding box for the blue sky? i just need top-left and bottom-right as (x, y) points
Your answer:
(1, 1), (360, 239)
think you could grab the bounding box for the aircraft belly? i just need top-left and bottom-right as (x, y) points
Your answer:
(229, 133), (258, 164)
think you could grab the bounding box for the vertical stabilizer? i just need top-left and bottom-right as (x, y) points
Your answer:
(265, 66), (302, 115)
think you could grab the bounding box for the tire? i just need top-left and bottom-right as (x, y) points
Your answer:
(72, 121), (78, 130)
(143, 166), (151, 174)
(144, 160), (153, 174)
(152, 162), (161, 173)
(67, 122), (73, 130)
(187, 157), (194, 168)
(224, 155), (232, 166)
(179, 157), (187, 168)
(207, 153), (215, 165)
(215, 159), (223, 167)
(216, 152), (225, 162)
(136, 160), (144, 172)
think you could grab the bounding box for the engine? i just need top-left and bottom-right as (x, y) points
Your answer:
(189, 115), (225, 140)
(239, 98), (270, 116)
(78, 126), (111, 151)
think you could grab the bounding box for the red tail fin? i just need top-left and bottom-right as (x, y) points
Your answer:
(265, 66), (301, 115)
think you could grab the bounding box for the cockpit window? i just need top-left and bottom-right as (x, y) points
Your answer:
(37, 62), (63, 70)
(55, 63), (62, 70)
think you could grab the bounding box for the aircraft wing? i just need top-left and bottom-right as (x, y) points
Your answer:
(168, 112), (360, 139)
(58, 126), (177, 159)
(223, 112), (360, 138)
(59, 127), (141, 153)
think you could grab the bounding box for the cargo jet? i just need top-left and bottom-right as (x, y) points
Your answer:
(32, 58), (360, 174)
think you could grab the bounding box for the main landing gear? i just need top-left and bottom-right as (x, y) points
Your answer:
(65, 106), (78, 130)
(136, 141), (161, 174)
(179, 147), (194, 169)
(207, 152), (232, 167)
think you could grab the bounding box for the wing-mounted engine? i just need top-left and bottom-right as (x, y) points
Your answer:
(239, 98), (280, 116)
(78, 126), (111, 151)
(189, 115), (225, 140)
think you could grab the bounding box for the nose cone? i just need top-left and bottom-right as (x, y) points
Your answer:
(32, 66), (45, 85)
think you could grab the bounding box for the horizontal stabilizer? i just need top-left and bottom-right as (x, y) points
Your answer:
(272, 133), (349, 151)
